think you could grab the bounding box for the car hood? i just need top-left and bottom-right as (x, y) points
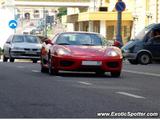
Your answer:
(12, 43), (42, 49)
(62, 45), (113, 56)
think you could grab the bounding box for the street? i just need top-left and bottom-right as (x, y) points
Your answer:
(0, 61), (160, 118)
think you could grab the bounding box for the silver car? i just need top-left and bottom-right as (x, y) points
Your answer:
(3, 34), (42, 63)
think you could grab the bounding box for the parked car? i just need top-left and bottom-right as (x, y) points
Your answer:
(122, 23), (160, 65)
(3, 34), (42, 63)
(40, 32), (123, 77)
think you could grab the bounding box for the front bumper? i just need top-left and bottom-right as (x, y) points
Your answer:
(51, 55), (122, 72)
(10, 50), (40, 59)
(122, 52), (137, 60)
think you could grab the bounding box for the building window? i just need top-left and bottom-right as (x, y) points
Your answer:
(93, 21), (100, 33)
(24, 13), (30, 20)
(124, 26), (127, 37)
(123, 26), (131, 43)
(107, 26), (114, 40)
(33, 10), (40, 18)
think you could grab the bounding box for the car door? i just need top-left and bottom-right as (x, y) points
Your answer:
(3, 35), (13, 57)
(151, 36), (160, 59)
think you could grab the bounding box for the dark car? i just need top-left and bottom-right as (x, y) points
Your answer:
(122, 23), (160, 65)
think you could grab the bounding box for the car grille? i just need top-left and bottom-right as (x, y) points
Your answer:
(24, 48), (38, 51)
(106, 62), (119, 68)
(60, 60), (74, 67)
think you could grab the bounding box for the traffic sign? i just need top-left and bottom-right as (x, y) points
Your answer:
(115, 1), (126, 12)
(8, 20), (17, 29)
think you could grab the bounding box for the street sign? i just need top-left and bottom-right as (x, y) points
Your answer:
(8, 20), (17, 29)
(115, 1), (126, 12)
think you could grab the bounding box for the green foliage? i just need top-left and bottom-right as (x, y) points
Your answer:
(57, 7), (67, 19)
(0, 47), (2, 56)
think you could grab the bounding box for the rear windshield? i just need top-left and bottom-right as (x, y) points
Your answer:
(12, 35), (40, 43)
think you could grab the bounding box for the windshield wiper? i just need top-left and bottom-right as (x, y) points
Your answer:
(58, 43), (70, 45)
(81, 44), (94, 46)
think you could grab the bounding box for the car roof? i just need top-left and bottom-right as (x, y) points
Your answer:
(153, 23), (160, 29)
(11, 34), (37, 37)
(59, 31), (100, 35)
(147, 23), (160, 29)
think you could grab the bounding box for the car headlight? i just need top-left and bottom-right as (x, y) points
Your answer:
(123, 49), (130, 53)
(56, 48), (71, 56)
(106, 50), (119, 57)
(11, 47), (24, 50)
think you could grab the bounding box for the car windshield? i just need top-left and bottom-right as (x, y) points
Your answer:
(24, 36), (39, 43)
(12, 35), (39, 43)
(56, 33), (108, 46)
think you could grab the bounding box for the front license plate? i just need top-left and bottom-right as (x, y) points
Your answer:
(25, 51), (37, 54)
(82, 61), (102, 66)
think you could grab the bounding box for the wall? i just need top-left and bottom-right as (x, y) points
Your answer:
(0, 7), (14, 48)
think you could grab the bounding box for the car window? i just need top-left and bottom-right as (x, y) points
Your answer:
(152, 36), (160, 45)
(56, 33), (106, 46)
(12, 36), (24, 43)
(24, 36), (39, 43)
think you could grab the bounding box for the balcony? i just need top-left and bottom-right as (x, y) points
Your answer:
(15, 0), (90, 7)
(16, 0), (90, 2)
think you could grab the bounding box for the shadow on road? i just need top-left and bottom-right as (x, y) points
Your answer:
(55, 72), (123, 79)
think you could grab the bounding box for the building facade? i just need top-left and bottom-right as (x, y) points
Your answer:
(64, 0), (134, 44)
(64, 0), (160, 44)
(1, 0), (160, 48)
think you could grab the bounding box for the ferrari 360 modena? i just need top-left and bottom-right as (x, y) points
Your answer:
(41, 32), (123, 77)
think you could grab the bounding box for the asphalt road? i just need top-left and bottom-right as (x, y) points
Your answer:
(0, 60), (160, 118)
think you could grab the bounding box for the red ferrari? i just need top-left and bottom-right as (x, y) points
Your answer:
(41, 32), (123, 77)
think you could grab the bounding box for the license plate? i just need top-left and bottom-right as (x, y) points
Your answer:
(82, 61), (102, 66)
(25, 51), (37, 54)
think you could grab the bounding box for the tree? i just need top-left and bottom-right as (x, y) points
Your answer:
(57, 7), (67, 20)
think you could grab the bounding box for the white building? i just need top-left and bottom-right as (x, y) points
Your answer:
(0, 0), (15, 48)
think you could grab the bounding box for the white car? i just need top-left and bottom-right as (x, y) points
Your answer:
(3, 34), (42, 63)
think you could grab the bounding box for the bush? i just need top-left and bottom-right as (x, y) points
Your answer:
(0, 47), (2, 59)
(0, 47), (3, 57)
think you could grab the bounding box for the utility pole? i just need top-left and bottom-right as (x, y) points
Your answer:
(116, 7), (122, 45)
(43, 7), (47, 37)
(94, 0), (96, 11)
(115, 0), (126, 47)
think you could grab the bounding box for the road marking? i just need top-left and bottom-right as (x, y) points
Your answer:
(123, 69), (160, 77)
(78, 81), (92, 86)
(116, 92), (145, 99)
(17, 66), (25, 68)
(32, 70), (40, 73)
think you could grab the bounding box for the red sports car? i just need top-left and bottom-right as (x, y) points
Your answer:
(41, 32), (123, 77)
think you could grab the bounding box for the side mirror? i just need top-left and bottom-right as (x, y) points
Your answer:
(44, 39), (53, 45)
(113, 40), (121, 48)
(6, 41), (11, 44)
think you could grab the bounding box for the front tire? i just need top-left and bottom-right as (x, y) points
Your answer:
(48, 57), (58, 75)
(32, 59), (38, 63)
(138, 53), (151, 65)
(3, 55), (8, 62)
(9, 57), (14, 62)
(41, 64), (48, 73)
(111, 71), (121, 77)
(9, 52), (14, 62)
